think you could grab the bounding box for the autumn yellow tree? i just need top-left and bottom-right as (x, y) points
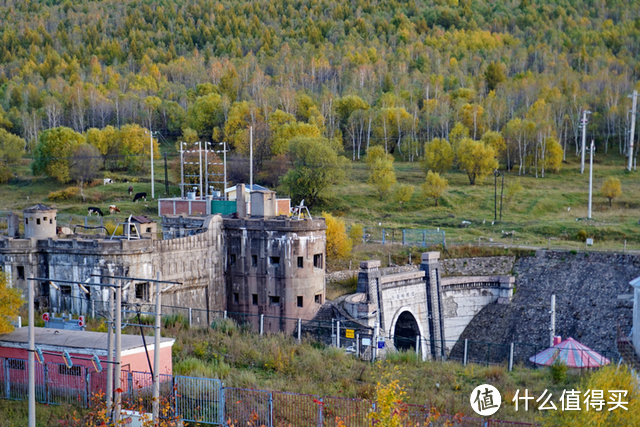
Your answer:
(422, 171), (448, 206)
(368, 367), (408, 427)
(348, 223), (364, 245)
(601, 177), (622, 207)
(393, 184), (414, 207)
(544, 365), (640, 427)
(456, 138), (498, 185)
(366, 146), (396, 200)
(322, 212), (353, 261)
(423, 138), (454, 174)
(0, 273), (24, 334)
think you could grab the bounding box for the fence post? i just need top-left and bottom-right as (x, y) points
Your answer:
(188, 308), (192, 328)
(44, 363), (50, 405)
(415, 336), (420, 356)
(297, 319), (301, 342)
(218, 381), (225, 425)
(173, 377), (179, 420)
(223, 310), (227, 319)
(509, 343), (514, 372)
(91, 300), (95, 319)
(336, 321), (341, 348)
(128, 372), (133, 400)
(317, 397), (324, 427)
(84, 368), (89, 408)
(269, 392), (274, 427)
(382, 229), (385, 245)
(402, 229), (406, 246)
(260, 314), (264, 335)
(356, 333), (360, 358)
(463, 339), (468, 366)
(4, 358), (9, 399)
(422, 230), (426, 247)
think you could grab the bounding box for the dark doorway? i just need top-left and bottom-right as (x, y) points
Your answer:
(393, 311), (420, 351)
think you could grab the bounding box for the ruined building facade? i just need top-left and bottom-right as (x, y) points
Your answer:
(0, 193), (326, 332)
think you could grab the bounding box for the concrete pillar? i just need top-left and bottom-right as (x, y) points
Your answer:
(236, 184), (246, 218)
(7, 213), (19, 238)
(420, 252), (444, 360)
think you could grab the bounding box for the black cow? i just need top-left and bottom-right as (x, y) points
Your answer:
(87, 207), (104, 216)
(133, 192), (147, 202)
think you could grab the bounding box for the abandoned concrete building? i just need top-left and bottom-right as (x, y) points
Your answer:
(0, 186), (326, 332)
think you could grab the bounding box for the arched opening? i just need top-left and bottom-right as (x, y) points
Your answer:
(393, 311), (420, 351)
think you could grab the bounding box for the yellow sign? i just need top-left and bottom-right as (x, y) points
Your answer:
(345, 329), (355, 339)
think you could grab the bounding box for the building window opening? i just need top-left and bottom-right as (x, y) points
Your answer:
(297, 257), (303, 268)
(49, 219), (52, 224)
(270, 256), (280, 267)
(233, 292), (239, 304)
(252, 255), (258, 267)
(25, 218), (28, 225)
(252, 294), (258, 305)
(313, 254), (323, 269)
(315, 294), (323, 304)
(269, 296), (280, 306)
(36, 218), (41, 225)
(297, 296), (303, 307)
(43, 217), (47, 221)
(135, 282), (149, 301)
(17, 266), (25, 280)
(230, 254), (236, 266)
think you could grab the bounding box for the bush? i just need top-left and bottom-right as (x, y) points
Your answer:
(211, 318), (238, 335)
(0, 165), (12, 184)
(576, 229), (588, 242)
(47, 186), (80, 202)
(550, 359), (567, 383)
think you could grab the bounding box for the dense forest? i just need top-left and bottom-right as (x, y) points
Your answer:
(0, 0), (639, 187)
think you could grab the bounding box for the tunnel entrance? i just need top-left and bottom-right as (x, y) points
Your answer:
(393, 311), (420, 351)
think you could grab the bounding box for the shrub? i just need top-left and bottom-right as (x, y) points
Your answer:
(0, 165), (12, 184)
(550, 359), (567, 383)
(47, 186), (80, 202)
(576, 229), (587, 242)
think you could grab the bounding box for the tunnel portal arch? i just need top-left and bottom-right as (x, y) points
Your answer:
(391, 308), (423, 351)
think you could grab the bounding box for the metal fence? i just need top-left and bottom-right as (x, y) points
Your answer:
(361, 227), (446, 248)
(0, 358), (539, 426)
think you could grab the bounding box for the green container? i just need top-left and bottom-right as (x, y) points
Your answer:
(211, 200), (236, 215)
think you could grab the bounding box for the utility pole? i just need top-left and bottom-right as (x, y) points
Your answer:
(106, 286), (114, 412)
(198, 141), (203, 198)
(580, 110), (591, 174)
(494, 170), (499, 222)
(180, 143), (184, 198)
(164, 151), (168, 195)
(588, 140), (594, 219)
(149, 129), (155, 199)
(153, 272), (161, 425)
(549, 294), (556, 347)
(249, 126), (253, 190)
(114, 281), (122, 424)
(628, 90), (637, 172)
(28, 277), (35, 427)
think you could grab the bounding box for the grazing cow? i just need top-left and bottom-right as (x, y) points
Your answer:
(109, 205), (121, 214)
(133, 192), (147, 202)
(103, 178), (113, 185)
(88, 207), (104, 216)
(128, 186), (134, 195)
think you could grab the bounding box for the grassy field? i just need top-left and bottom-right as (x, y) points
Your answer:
(157, 318), (583, 424)
(1, 151), (638, 257)
(0, 399), (85, 427)
(323, 152), (640, 257)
